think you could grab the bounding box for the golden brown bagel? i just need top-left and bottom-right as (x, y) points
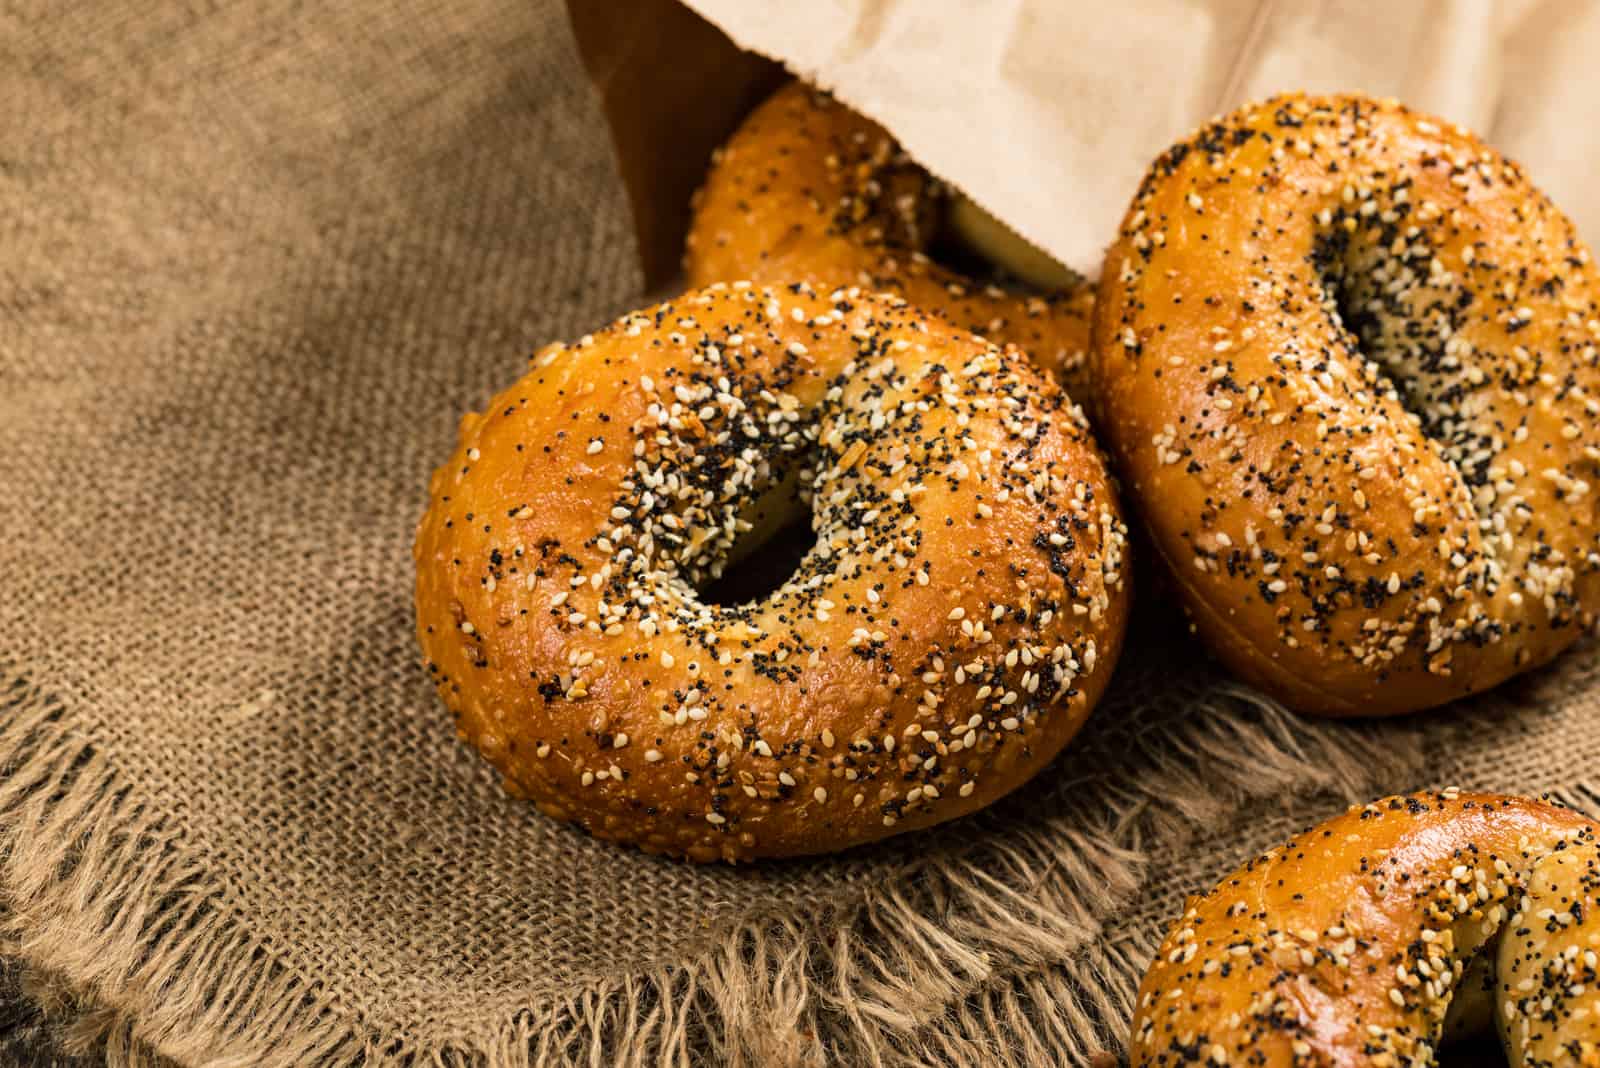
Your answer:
(1092, 92), (1600, 717)
(685, 81), (1096, 399)
(1130, 790), (1600, 1066)
(414, 282), (1130, 861)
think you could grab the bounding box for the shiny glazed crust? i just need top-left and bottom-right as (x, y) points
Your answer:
(1130, 790), (1600, 1066)
(414, 283), (1130, 861)
(1092, 93), (1600, 716)
(1496, 838), (1600, 1066)
(685, 81), (1097, 400)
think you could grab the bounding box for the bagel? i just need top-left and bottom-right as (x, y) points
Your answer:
(1091, 92), (1600, 716)
(413, 282), (1130, 861)
(686, 81), (1096, 399)
(1130, 790), (1600, 1066)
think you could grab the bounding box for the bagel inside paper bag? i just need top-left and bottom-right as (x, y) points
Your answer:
(569, 0), (1600, 288)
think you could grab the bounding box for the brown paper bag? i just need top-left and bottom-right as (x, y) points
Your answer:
(575, 0), (1600, 281)
(567, 0), (779, 288)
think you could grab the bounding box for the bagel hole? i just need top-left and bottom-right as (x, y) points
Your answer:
(1437, 1038), (1506, 1067)
(928, 213), (1002, 280)
(1312, 216), (1472, 467)
(1317, 245), (1403, 386)
(933, 192), (1084, 294)
(697, 514), (814, 605)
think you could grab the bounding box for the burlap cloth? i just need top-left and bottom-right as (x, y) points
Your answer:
(2, 2), (1597, 1065)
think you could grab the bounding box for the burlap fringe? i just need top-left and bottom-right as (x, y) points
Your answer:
(0, 674), (368, 1066)
(1, 666), (1421, 1066)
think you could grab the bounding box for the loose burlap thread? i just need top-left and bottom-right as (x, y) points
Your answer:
(2, 2), (1597, 1065)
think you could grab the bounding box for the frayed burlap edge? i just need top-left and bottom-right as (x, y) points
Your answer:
(0, 663), (1423, 1068)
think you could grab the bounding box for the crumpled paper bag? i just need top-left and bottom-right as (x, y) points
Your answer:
(603, 0), (1600, 280)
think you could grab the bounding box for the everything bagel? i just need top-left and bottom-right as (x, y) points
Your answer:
(414, 283), (1130, 861)
(686, 81), (1096, 398)
(1129, 790), (1600, 1066)
(1092, 93), (1600, 716)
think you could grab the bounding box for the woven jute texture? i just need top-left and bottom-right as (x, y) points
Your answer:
(2, 1), (1598, 1065)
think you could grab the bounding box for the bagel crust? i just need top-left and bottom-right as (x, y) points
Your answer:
(1130, 790), (1600, 1066)
(1092, 93), (1600, 716)
(1497, 837), (1600, 1066)
(686, 81), (1096, 398)
(414, 283), (1129, 861)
